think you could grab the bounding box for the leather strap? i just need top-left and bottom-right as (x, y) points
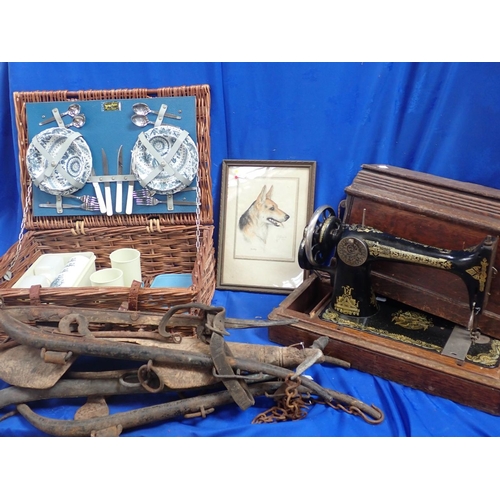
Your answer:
(28, 285), (42, 306)
(210, 332), (255, 410)
(127, 280), (142, 311)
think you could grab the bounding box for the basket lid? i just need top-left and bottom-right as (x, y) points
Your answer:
(14, 85), (213, 232)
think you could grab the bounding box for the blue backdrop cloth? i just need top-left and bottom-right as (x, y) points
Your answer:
(1, 62), (500, 437)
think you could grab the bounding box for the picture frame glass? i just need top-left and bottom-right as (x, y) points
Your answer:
(217, 160), (315, 293)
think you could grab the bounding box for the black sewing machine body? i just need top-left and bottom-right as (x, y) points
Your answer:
(297, 206), (498, 358)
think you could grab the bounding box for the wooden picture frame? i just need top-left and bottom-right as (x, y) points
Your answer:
(216, 159), (316, 293)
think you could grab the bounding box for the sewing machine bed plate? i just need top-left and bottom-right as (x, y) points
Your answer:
(268, 274), (500, 415)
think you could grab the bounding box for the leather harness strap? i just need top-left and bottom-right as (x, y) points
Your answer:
(209, 332), (255, 410)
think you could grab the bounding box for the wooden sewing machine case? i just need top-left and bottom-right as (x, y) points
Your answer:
(268, 164), (500, 415)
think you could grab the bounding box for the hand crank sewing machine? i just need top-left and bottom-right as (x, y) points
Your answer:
(268, 165), (500, 415)
(298, 205), (498, 359)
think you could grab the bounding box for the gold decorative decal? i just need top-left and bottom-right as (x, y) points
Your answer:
(467, 340), (500, 367)
(366, 241), (453, 269)
(466, 258), (489, 292)
(391, 310), (434, 330)
(334, 285), (360, 316)
(320, 304), (500, 368)
(321, 306), (441, 352)
(322, 308), (341, 323)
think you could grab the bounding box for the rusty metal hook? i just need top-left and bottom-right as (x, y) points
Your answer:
(137, 360), (165, 393)
(326, 401), (385, 425)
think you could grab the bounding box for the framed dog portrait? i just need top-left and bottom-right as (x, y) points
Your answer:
(217, 159), (316, 293)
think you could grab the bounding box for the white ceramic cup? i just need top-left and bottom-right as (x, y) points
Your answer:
(90, 268), (124, 287)
(109, 248), (142, 287)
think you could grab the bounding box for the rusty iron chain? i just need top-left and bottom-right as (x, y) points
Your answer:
(252, 374), (384, 425)
(252, 374), (309, 424)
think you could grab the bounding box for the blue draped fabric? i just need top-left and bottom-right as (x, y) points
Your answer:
(1, 62), (500, 437)
(0, 62), (21, 255)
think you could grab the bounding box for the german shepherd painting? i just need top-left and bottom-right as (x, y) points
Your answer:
(238, 185), (290, 244)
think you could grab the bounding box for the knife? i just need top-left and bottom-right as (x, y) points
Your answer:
(101, 149), (113, 216)
(126, 156), (135, 215)
(91, 167), (107, 214)
(115, 145), (123, 213)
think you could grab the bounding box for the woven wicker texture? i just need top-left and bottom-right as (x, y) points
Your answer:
(0, 85), (216, 311)
(13, 85), (213, 231)
(0, 225), (215, 311)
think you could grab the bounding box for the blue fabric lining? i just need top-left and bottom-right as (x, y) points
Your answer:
(1, 62), (500, 436)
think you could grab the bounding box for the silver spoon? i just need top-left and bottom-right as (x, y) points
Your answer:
(65, 114), (86, 129)
(131, 114), (155, 127)
(132, 102), (181, 120)
(39, 104), (82, 126)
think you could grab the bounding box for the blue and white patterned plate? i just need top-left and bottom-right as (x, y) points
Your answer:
(131, 125), (198, 194)
(26, 127), (92, 196)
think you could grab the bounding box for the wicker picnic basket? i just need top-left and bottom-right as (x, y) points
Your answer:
(0, 85), (216, 312)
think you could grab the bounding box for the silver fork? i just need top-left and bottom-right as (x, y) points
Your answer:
(80, 199), (102, 211)
(133, 187), (196, 199)
(135, 196), (196, 207)
(64, 193), (100, 205)
(39, 200), (102, 211)
(133, 189), (156, 198)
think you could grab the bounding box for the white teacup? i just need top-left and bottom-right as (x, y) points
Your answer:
(90, 268), (124, 287)
(110, 248), (141, 287)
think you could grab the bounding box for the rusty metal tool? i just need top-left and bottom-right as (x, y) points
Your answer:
(0, 307), (382, 422)
(15, 382), (284, 436)
(0, 373), (149, 411)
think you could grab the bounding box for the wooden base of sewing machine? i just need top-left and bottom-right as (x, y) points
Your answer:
(268, 274), (500, 416)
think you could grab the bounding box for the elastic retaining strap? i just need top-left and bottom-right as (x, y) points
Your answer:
(52, 108), (65, 128)
(138, 130), (191, 188)
(154, 104), (167, 128)
(32, 130), (85, 190)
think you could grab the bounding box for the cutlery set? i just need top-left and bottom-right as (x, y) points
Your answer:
(38, 100), (181, 134)
(90, 146), (135, 215)
(40, 145), (137, 215)
(38, 144), (195, 214)
(33, 101), (195, 215)
(130, 102), (182, 128)
(133, 187), (197, 209)
(39, 103), (87, 129)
